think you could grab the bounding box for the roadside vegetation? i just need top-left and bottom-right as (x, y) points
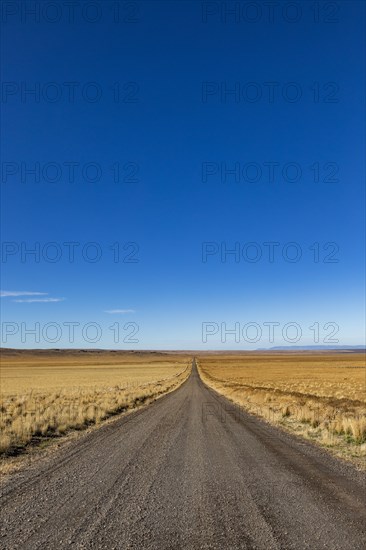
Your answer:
(0, 351), (191, 457)
(198, 352), (366, 465)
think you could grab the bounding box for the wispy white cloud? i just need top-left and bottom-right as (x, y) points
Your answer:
(1, 291), (48, 298)
(13, 297), (65, 303)
(104, 309), (135, 314)
(1, 291), (65, 303)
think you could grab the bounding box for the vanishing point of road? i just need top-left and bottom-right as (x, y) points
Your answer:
(1, 361), (365, 549)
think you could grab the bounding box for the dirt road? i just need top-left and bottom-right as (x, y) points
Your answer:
(1, 360), (365, 549)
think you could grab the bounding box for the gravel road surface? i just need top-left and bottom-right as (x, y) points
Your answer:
(1, 360), (365, 549)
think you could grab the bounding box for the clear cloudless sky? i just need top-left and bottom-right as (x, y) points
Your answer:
(1, 0), (365, 349)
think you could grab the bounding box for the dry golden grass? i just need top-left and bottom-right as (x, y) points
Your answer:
(198, 352), (366, 464)
(0, 351), (191, 456)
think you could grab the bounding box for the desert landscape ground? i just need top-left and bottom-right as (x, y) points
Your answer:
(0, 350), (191, 459)
(0, 351), (365, 549)
(198, 352), (366, 465)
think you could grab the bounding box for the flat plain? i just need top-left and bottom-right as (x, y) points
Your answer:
(1, 357), (365, 549)
(198, 351), (366, 465)
(0, 350), (191, 458)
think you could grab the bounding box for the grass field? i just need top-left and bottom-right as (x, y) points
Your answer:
(0, 351), (191, 456)
(1, 350), (364, 466)
(197, 352), (366, 464)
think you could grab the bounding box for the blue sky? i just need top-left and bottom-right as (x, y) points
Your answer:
(1, 0), (365, 349)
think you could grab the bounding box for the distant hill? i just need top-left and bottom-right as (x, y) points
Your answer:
(257, 345), (365, 351)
